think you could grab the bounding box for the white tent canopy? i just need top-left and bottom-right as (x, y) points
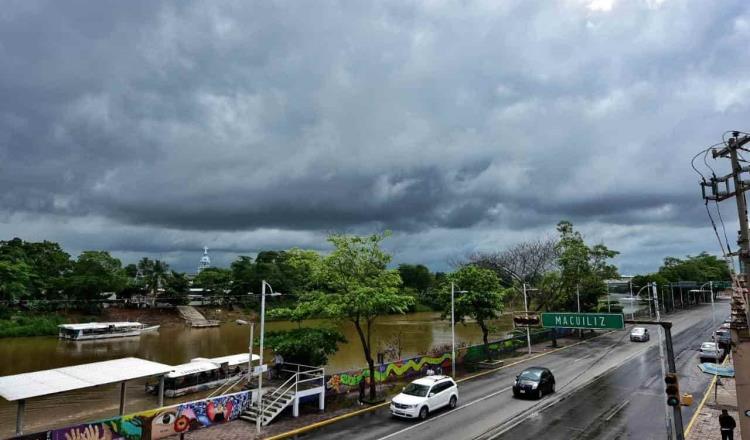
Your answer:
(0, 357), (174, 436)
(0, 357), (172, 401)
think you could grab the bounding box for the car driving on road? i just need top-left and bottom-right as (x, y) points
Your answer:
(699, 342), (725, 363)
(512, 367), (555, 399)
(390, 375), (458, 420)
(630, 327), (650, 342)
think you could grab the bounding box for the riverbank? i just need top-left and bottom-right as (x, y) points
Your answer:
(0, 307), (183, 338)
(0, 314), (66, 338)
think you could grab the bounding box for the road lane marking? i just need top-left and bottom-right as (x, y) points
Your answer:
(604, 400), (630, 421)
(267, 304), (723, 440)
(265, 334), (607, 440)
(375, 386), (513, 440)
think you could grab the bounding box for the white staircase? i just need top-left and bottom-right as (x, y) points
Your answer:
(240, 364), (325, 426)
(240, 390), (296, 426)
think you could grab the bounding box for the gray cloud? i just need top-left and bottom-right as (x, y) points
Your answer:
(1, 0), (749, 273)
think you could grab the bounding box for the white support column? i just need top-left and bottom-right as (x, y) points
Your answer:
(16, 399), (25, 436)
(319, 391), (325, 411)
(119, 381), (127, 415)
(293, 397), (300, 417)
(158, 375), (165, 407)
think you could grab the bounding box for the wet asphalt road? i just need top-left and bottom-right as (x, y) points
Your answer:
(495, 306), (725, 439)
(293, 302), (727, 440)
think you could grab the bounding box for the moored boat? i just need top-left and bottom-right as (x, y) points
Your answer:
(58, 322), (159, 340)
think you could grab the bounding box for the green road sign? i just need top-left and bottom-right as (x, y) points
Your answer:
(541, 312), (624, 330)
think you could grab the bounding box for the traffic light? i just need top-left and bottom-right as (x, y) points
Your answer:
(513, 314), (540, 327)
(665, 373), (680, 406)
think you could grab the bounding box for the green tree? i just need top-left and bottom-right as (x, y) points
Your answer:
(230, 256), (256, 296)
(538, 221), (619, 313)
(164, 271), (190, 305)
(63, 251), (128, 307)
(0, 260), (32, 301)
(0, 238), (72, 299)
(264, 328), (346, 366)
(136, 258), (171, 294)
(441, 265), (505, 360)
(656, 252), (730, 283)
(275, 232), (413, 400)
(398, 264), (433, 293)
(193, 267), (232, 303)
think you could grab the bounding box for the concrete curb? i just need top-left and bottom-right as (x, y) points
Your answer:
(684, 357), (729, 437)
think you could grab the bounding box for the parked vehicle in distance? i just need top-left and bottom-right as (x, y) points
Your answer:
(714, 329), (731, 349)
(513, 367), (555, 399)
(630, 327), (650, 342)
(390, 376), (458, 420)
(720, 322), (731, 330)
(699, 342), (725, 363)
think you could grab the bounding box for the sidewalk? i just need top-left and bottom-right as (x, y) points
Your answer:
(184, 334), (592, 439)
(687, 376), (741, 440)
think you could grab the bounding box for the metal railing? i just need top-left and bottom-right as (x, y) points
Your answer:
(259, 363), (325, 421)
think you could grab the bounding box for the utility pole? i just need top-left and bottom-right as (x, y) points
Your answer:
(702, 131), (750, 439)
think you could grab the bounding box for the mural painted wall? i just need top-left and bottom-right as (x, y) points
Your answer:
(16, 391), (251, 440)
(326, 328), (575, 395)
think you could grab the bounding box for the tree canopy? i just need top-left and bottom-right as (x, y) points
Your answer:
(440, 265), (505, 359)
(274, 232), (413, 400)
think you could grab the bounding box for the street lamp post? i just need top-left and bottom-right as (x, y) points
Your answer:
(256, 280), (280, 435)
(450, 282), (467, 378)
(632, 283), (652, 319)
(576, 283), (581, 338)
(700, 281), (715, 325)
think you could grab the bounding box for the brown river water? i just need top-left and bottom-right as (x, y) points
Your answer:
(0, 312), (512, 436)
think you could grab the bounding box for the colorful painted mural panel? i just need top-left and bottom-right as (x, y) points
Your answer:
(16, 391), (251, 440)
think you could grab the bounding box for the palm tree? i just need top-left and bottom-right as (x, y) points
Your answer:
(137, 258), (170, 294)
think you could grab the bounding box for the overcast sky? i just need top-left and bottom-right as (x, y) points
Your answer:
(1, 0), (749, 274)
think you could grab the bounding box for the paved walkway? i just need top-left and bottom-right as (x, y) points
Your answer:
(687, 376), (741, 440)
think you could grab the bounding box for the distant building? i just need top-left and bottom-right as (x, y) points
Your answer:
(198, 246), (211, 273)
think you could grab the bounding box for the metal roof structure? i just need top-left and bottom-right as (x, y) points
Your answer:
(0, 357), (173, 402)
(58, 322), (144, 330)
(205, 353), (260, 366)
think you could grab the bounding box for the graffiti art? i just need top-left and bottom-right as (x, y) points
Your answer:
(16, 391), (251, 440)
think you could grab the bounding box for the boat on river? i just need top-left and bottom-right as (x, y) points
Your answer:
(58, 322), (160, 340)
(147, 353), (258, 397)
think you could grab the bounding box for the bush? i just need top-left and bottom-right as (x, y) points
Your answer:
(264, 327), (346, 366)
(0, 314), (66, 338)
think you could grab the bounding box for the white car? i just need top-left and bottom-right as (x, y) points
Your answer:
(699, 342), (725, 362)
(390, 375), (458, 420)
(630, 327), (650, 342)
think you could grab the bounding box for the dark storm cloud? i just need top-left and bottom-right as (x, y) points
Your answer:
(2, 0), (750, 272)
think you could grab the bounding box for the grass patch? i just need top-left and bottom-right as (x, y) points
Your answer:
(0, 314), (66, 338)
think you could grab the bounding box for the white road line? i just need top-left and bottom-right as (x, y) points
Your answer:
(604, 400), (630, 421)
(376, 386), (513, 440)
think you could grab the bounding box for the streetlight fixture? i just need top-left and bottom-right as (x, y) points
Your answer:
(700, 281), (715, 325)
(450, 282), (468, 378)
(256, 280), (281, 435)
